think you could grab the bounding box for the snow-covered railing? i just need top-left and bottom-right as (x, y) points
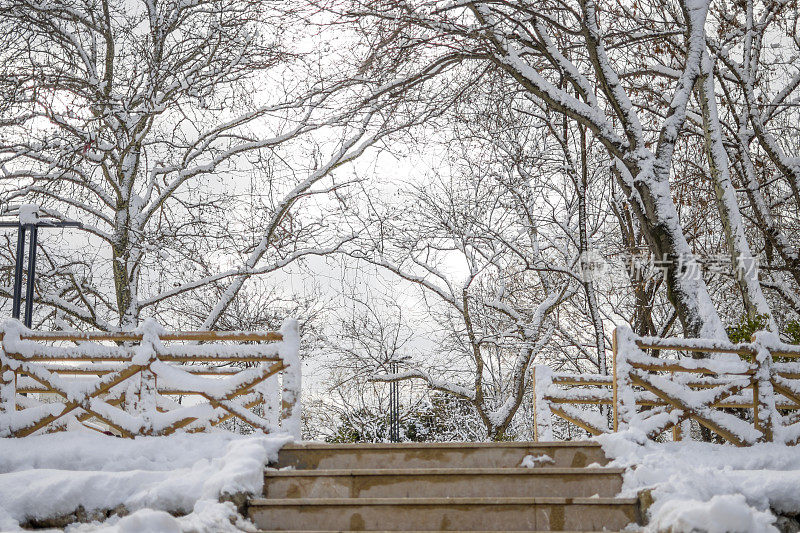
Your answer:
(0, 319), (301, 439)
(533, 327), (800, 446)
(532, 366), (612, 439)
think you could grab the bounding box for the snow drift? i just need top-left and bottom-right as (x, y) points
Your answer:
(0, 431), (292, 531)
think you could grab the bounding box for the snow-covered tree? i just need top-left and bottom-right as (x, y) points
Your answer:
(705, 0), (800, 321)
(346, 153), (580, 437)
(334, 0), (769, 339)
(0, 0), (413, 329)
(303, 0), (800, 439)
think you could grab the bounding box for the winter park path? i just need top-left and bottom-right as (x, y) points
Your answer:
(2, 324), (800, 530)
(3, 433), (800, 531)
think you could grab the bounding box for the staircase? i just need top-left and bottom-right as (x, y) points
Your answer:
(249, 441), (642, 532)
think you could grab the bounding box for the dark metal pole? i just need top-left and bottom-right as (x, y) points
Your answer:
(2, 217), (82, 327)
(397, 363), (400, 440)
(389, 361), (399, 442)
(23, 225), (38, 328)
(11, 225), (26, 320)
(395, 374), (399, 440)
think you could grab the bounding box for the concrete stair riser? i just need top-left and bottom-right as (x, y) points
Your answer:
(264, 468), (624, 499)
(248, 497), (640, 531)
(273, 443), (607, 470)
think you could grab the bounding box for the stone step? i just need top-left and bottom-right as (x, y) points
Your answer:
(264, 467), (624, 499)
(273, 442), (607, 470)
(248, 497), (641, 531)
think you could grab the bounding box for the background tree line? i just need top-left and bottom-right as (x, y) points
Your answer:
(1, 0), (799, 440)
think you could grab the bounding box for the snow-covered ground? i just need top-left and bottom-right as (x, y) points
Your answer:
(0, 431), (292, 532)
(598, 430), (800, 532)
(3, 428), (799, 532)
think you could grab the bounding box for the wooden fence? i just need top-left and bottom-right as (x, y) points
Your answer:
(0, 319), (301, 438)
(533, 326), (800, 446)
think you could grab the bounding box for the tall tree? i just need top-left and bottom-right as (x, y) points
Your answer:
(338, 0), (745, 338)
(0, 0), (409, 329)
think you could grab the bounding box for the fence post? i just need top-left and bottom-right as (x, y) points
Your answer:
(532, 365), (553, 441)
(752, 378), (760, 436)
(137, 366), (159, 435)
(672, 422), (682, 441)
(752, 333), (777, 442)
(279, 318), (302, 439)
(257, 372), (280, 431)
(612, 328), (620, 432)
(0, 361), (15, 415)
(612, 327), (638, 432)
(1, 328), (18, 429)
(127, 320), (163, 435)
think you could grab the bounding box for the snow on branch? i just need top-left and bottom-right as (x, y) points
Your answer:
(370, 369), (475, 400)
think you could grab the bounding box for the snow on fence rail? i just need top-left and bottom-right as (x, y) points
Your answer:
(533, 326), (800, 446)
(0, 318), (301, 439)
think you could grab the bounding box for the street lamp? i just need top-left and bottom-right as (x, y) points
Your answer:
(1, 205), (83, 328)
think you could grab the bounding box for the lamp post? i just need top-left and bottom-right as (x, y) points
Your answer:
(1, 205), (82, 328)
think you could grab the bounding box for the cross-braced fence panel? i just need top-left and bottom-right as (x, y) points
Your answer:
(0, 319), (301, 438)
(533, 327), (800, 445)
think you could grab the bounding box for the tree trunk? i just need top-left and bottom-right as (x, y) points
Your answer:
(112, 206), (138, 329)
(697, 60), (774, 328)
(576, 126), (607, 374)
